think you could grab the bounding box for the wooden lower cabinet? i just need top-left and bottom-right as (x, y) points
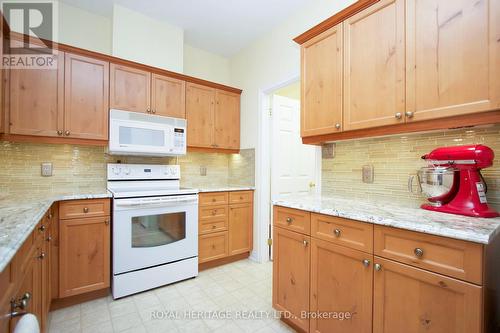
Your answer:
(272, 227), (310, 332)
(310, 238), (373, 333)
(228, 203), (253, 255)
(199, 231), (229, 263)
(59, 215), (110, 298)
(373, 257), (482, 333)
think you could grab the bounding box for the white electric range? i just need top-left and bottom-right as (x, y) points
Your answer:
(107, 163), (198, 299)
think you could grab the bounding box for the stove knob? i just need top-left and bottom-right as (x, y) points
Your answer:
(124, 168), (131, 175)
(170, 168), (178, 177)
(112, 167), (121, 175)
(164, 168), (171, 176)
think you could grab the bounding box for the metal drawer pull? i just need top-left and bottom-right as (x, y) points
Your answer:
(362, 259), (370, 267)
(39, 225), (46, 232)
(414, 248), (424, 257)
(374, 263), (382, 271)
(37, 252), (45, 260)
(303, 240), (308, 247)
(83, 207), (89, 213)
(286, 217), (293, 224)
(334, 229), (341, 237)
(395, 112), (402, 119)
(11, 292), (31, 313)
(104, 219), (110, 225)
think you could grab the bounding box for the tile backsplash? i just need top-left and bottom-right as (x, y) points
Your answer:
(322, 125), (500, 210)
(0, 141), (255, 198)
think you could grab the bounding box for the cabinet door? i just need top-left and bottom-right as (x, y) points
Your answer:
(373, 257), (482, 333)
(8, 50), (64, 137)
(301, 23), (343, 137)
(59, 216), (110, 298)
(199, 231), (228, 263)
(64, 53), (109, 140)
(272, 227), (310, 332)
(151, 74), (186, 118)
(214, 89), (240, 149)
(343, 0), (405, 130)
(310, 239), (372, 333)
(228, 203), (253, 255)
(406, 0), (500, 121)
(110, 64), (151, 113)
(186, 83), (215, 148)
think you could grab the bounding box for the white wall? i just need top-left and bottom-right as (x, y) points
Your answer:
(58, 2), (112, 54)
(112, 4), (184, 72)
(184, 44), (231, 85)
(230, 0), (355, 149)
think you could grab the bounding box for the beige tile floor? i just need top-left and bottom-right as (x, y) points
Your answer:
(48, 259), (296, 333)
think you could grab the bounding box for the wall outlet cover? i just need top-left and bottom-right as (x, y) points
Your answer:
(41, 162), (53, 177)
(200, 166), (207, 176)
(362, 164), (374, 183)
(322, 143), (335, 159)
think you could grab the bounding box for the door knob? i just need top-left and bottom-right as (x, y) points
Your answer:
(395, 112), (402, 119)
(309, 182), (316, 188)
(405, 111), (414, 118)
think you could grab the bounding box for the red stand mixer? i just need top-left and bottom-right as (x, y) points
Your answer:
(409, 144), (499, 218)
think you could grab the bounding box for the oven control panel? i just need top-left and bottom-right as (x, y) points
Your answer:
(107, 163), (180, 180)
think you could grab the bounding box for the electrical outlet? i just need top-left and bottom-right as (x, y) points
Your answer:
(362, 164), (374, 183)
(41, 162), (53, 177)
(200, 166), (207, 176)
(322, 143), (335, 159)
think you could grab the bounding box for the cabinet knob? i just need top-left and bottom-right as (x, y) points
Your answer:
(212, 225), (216, 229)
(37, 252), (45, 260)
(152, 109), (156, 114)
(47, 213), (52, 220)
(57, 130), (63, 136)
(212, 210), (217, 216)
(64, 130), (70, 136)
(395, 112), (402, 119)
(334, 229), (341, 237)
(405, 111), (414, 119)
(83, 207), (89, 213)
(286, 217), (293, 224)
(374, 263), (382, 271)
(414, 248), (424, 258)
(46, 236), (52, 242)
(362, 259), (370, 267)
(303, 240), (309, 247)
(335, 123), (341, 129)
(104, 219), (110, 225)
(39, 225), (46, 232)
(146, 107), (151, 113)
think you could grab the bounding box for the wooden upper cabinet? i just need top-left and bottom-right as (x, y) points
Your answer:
(64, 53), (109, 140)
(301, 23), (343, 137)
(406, 0), (500, 121)
(8, 51), (64, 137)
(186, 83), (215, 148)
(343, 0), (405, 130)
(110, 64), (151, 113)
(373, 257), (482, 333)
(151, 74), (186, 118)
(214, 89), (240, 149)
(310, 239), (373, 333)
(272, 226), (310, 332)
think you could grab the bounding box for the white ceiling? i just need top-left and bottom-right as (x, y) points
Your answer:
(60, 0), (310, 57)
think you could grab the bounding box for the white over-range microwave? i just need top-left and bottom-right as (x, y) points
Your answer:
(108, 109), (187, 156)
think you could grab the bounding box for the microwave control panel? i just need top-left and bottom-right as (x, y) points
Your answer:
(173, 128), (186, 151)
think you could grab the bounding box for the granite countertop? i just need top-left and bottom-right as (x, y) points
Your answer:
(0, 190), (112, 272)
(198, 186), (255, 193)
(272, 194), (500, 245)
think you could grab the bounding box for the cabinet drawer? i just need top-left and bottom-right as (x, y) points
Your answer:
(273, 206), (311, 235)
(374, 226), (483, 284)
(229, 191), (253, 204)
(199, 232), (228, 263)
(59, 199), (110, 220)
(199, 219), (228, 234)
(311, 213), (373, 253)
(199, 192), (228, 206)
(199, 205), (228, 221)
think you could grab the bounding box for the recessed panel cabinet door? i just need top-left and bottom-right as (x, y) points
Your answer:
(406, 0), (500, 121)
(228, 203), (253, 255)
(186, 83), (215, 148)
(59, 216), (110, 297)
(343, 0), (405, 130)
(151, 74), (186, 118)
(373, 257), (482, 333)
(214, 89), (240, 149)
(310, 239), (373, 333)
(301, 23), (343, 137)
(64, 53), (109, 140)
(272, 227), (310, 332)
(110, 64), (150, 113)
(8, 50), (64, 137)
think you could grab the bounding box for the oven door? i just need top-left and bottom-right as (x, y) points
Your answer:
(113, 194), (198, 274)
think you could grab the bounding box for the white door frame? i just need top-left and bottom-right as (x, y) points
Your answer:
(251, 74), (321, 263)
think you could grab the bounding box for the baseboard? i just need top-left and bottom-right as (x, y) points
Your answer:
(198, 252), (249, 271)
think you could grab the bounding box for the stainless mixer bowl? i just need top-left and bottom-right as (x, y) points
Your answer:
(409, 167), (458, 206)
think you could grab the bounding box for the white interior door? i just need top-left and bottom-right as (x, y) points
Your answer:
(271, 94), (320, 200)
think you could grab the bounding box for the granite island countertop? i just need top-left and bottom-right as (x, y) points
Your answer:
(0, 190), (112, 272)
(272, 194), (500, 245)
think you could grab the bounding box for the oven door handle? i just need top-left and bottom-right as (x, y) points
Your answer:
(115, 196), (198, 208)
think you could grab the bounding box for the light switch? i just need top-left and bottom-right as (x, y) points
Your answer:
(362, 164), (373, 183)
(200, 166), (207, 176)
(41, 162), (53, 177)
